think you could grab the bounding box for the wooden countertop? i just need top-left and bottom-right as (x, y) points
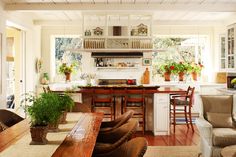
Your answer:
(1, 113), (103, 157)
(51, 86), (185, 94)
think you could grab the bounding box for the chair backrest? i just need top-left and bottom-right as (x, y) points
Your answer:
(95, 137), (148, 157)
(93, 89), (113, 99)
(95, 120), (138, 154)
(43, 86), (51, 93)
(0, 110), (24, 127)
(125, 88), (144, 99)
(100, 110), (134, 132)
(186, 86), (195, 107)
(201, 95), (233, 120)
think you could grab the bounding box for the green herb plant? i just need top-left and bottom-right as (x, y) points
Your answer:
(27, 93), (62, 126)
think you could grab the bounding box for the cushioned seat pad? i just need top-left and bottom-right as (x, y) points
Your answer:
(213, 128), (236, 147)
(170, 99), (189, 106)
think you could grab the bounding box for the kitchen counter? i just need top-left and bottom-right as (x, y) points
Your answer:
(217, 88), (236, 94)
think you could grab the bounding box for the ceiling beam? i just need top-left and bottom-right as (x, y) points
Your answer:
(4, 3), (236, 12)
(34, 19), (224, 26)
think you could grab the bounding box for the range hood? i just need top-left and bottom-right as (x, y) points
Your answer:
(91, 52), (143, 58)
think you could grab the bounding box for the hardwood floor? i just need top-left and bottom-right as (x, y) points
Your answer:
(135, 125), (200, 146)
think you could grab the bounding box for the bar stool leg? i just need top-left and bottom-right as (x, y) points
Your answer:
(173, 103), (176, 133)
(184, 106), (189, 128)
(188, 106), (194, 132)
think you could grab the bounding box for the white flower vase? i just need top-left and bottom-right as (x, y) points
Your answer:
(90, 79), (96, 86)
(80, 79), (87, 86)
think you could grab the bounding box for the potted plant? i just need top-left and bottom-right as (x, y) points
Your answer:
(190, 63), (204, 81)
(231, 78), (236, 88)
(59, 61), (78, 82)
(58, 93), (74, 124)
(27, 93), (62, 145)
(175, 62), (190, 81)
(159, 62), (178, 81)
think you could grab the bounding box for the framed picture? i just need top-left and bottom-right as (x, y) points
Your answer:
(142, 58), (152, 66)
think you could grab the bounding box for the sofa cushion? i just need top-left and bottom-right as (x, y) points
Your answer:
(212, 128), (236, 147)
(207, 112), (234, 128)
(201, 95), (233, 120)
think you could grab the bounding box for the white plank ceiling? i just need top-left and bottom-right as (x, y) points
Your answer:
(3, 0), (236, 4)
(3, 0), (236, 22)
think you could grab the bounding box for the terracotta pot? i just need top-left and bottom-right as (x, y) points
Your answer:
(59, 111), (67, 124)
(65, 72), (71, 82)
(192, 72), (198, 81)
(30, 126), (48, 145)
(48, 119), (60, 132)
(178, 72), (185, 81)
(164, 72), (171, 81)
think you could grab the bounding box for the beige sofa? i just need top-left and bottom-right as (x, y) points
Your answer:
(196, 95), (236, 157)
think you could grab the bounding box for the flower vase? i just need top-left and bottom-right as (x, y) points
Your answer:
(164, 72), (171, 81)
(178, 72), (185, 81)
(191, 72), (198, 81)
(90, 79), (96, 86)
(65, 72), (71, 82)
(80, 79), (87, 86)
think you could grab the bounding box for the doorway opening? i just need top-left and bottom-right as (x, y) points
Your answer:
(6, 26), (26, 113)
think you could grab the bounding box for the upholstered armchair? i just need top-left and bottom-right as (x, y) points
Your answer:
(196, 95), (236, 157)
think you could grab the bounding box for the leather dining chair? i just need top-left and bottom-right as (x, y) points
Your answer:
(170, 86), (195, 133)
(93, 120), (138, 155)
(0, 110), (24, 128)
(99, 110), (134, 133)
(94, 137), (148, 157)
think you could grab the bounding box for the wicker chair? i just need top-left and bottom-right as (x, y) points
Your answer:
(94, 137), (148, 157)
(99, 110), (134, 133)
(93, 120), (138, 155)
(0, 109), (24, 127)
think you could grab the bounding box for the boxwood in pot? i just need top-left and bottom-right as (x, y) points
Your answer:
(58, 93), (74, 124)
(27, 92), (62, 144)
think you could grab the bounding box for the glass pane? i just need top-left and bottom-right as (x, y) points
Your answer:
(221, 59), (225, 69)
(228, 56), (235, 68)
(221, 37), (225, 58)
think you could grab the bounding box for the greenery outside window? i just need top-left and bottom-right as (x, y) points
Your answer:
(152, 36), (207, 79)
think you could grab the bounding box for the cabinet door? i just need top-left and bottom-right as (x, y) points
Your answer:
(220, 34), (226, 70)
(154, 94), (169, 135)
(227, 27), (236, 70)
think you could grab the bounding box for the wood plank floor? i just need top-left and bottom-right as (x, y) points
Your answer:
(134, 125), (200, 146)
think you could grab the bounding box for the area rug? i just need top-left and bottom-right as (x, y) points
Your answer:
(144, 146), (200, 157)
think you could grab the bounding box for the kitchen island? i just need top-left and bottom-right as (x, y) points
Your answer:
(49, 84), (185, 135)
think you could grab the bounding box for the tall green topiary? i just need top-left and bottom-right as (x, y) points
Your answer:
(27, 93), (62, 126)
(59, 93), (74, 111)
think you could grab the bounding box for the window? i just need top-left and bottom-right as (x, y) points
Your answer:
(152, 36), (208, 77)
(52, 36), (82, 81)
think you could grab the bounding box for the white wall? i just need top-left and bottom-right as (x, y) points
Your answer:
(41, 24), (227, 84)
(0, 4), (39, 109)
(0, 1), (7, 108)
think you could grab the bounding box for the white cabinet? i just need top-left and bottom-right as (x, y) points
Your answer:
(153, 93), (170, 135)
(224, 24), (236, 71)
(82, 14), (153, 51)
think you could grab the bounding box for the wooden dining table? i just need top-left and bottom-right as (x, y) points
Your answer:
(0, 112), (103, 157)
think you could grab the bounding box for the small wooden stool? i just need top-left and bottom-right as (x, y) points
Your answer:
(221, 145), (236, 157)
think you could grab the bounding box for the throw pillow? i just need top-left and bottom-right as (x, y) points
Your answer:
(206, 112), (234, 128)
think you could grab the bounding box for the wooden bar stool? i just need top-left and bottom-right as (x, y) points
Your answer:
(170, 86), (195, 133)
(92, 89), (116, 120)
(123, 88), (146, 134)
